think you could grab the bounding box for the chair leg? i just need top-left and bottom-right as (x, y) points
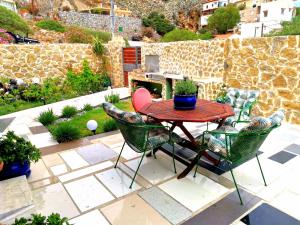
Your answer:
(172, 142), (177, 174)
(193, 154), (201, 178)
(130, 152), (146, 189)
(256, 154), (267, 186)
(229, 165), (243, 205)
(114, 142), (125, 168)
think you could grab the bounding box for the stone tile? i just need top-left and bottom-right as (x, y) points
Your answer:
(268, 151), (297, 164)
(59, 150), (89, 170)
(159, 173), (229, 212)
(101, 194), (171, 225)
(50, 164), (68, 176)
(139, 186), (192, 225)
(58, 161), (113, 183)
(8, 124), (31, 136)
(29, 125), (49, 134)
(222, 157), (285, 194)
(40, 138), (91, 156)
(284, 144), (300, 155)
(30, 179), (52, 190)
(32, 183), (79, 218)
(0, 176), (33, 219)
(27, 132), (58, 148)
(64, 176), (114, 212)
(98, 133), (124, 147)
(42, 153), (64, 167)
(69, 210), (110, 225)
(95, 168), (141, 198)
(76, 143), (117, 165)
(270, 190), (300, 220)
(28, 160), (51, 183)
(0, 117), (15, 132)
(125, 153), (183, 185)
(241, 203), (300, 225)
(181, 189), (261, 225)
(112, 144), (141, 160)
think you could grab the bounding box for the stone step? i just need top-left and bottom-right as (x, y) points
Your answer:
(0, 176), (35, 224)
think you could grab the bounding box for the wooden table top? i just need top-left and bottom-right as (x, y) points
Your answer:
(139, 99), (234, 123)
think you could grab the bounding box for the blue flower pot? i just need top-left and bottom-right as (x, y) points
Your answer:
(174, 94), (197, 110)
(0, 161), (31, 181)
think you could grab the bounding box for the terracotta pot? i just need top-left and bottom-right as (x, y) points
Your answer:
(0, 162), (4, 172)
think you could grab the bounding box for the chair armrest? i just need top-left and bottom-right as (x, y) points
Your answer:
(143, 124), (170, 130)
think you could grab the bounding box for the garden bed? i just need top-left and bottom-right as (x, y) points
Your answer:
(46, 100), (133, 141)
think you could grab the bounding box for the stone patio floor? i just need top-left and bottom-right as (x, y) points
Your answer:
(1, 120), (300, 225)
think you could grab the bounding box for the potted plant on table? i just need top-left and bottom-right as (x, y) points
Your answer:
(174, 78), (198, 110)
(0, 131), (41, 180)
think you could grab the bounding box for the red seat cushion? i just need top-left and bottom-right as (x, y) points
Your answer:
(132, 88), (152, 112)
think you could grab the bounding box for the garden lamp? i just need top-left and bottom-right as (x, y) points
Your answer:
(87, 120), (98, 135)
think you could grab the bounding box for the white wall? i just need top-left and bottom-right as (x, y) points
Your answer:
(241, 21), (282, 37)
(201, 15), (209, 26)
(203, 1), (220, 11)
(260, 0), (295, 23)
(0, 0), (17, 12)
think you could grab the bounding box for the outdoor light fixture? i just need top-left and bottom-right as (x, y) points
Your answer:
(87, 120), (98, 135)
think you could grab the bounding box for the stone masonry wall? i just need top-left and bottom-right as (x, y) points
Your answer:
(0, 44), (103, 82)
(59, 11), (141, 38)
(136, 36), (300, 125)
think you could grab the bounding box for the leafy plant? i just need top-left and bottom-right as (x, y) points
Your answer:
(216, 84), (229, 103)
(0, 5), (31, 36)
(208, 4), (240, 34)
(65, 26), (111, 44)
(105, 92), (120, 103)
(103, 119), (118, 132)
(100, 73), (111, 87)
(38, 109), (57, 125)
(12, 213), (70, 225)
(0, 131), (41, 164)
(268, 16), (300, 36)
(161, 29), (213, 42)
(22, 84), (42, 101)
(83, 104), (93, 111)
(65, 60), (104, 95)
(142, 12), (175, 35)
(36, 20), (65, 32)
(61, 106), (77, 118)
(52, 123), (80, 143)
(174, 79), (197, 95)
(41, 78), (63, 104)
(93, 36), (105, 56)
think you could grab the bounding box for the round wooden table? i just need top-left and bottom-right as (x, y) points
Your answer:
(139, 99), (234, 179)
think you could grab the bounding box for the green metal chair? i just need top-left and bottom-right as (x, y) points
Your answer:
(217, 88), (260, 126)
(194, 109), (285, 205)
(103, 102), (178, 189)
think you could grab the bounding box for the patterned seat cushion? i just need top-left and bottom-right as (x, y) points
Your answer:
(103, 102), (144, 124)
(147, 128), (183, 150)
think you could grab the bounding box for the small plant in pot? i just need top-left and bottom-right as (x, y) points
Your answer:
(174, 78), (198, 110)
(0, 131), (41, 180)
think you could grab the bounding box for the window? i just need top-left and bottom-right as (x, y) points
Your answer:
(263, 10), (268, 17)
(281, 8), (285, 15)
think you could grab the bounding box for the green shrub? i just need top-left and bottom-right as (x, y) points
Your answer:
(103, 119), (118, 132)
(208, 4), (240, 34)
(22, 84), (42, 101)
(41, 78), (63, 104)
(238, 3), (246, 10)
(12, 213), (70, 225)
(174, 79), (197, 95)
(38, 109), (57, 125)
(268, 16), (300, 36)
(0, 5), (31, 35)
(297, 8), (300, 16)
(36, 19), (65, 32)
(142, 12), (175, 35)
(83, 104), (93, 111)
(86, 28), (111, 43)
(65, 26), (111, 43)
(100, 73), (111, 87)
(0, 131), (41, 164)
(52, 123), (80, 143)
(93, 36), (105, 56)
(65, 60), (104, 95)
(62, 106), (77, 118)
(105, 93), (120, 103)
(161, 29), (213, 42)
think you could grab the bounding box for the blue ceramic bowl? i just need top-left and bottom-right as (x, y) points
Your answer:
(174, 95), (197, 110)
(0, 161), (31, 180)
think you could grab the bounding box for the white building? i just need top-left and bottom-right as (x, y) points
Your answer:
(0, 0), (17, 12)
(201, 0), (229, 26)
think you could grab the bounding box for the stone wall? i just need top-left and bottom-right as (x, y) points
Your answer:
(59, 11), (141, 38)
(133, 36), (300, 125)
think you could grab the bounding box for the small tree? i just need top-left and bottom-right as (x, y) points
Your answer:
(142, 12), (175, 36)
(208, 4), (240, 34)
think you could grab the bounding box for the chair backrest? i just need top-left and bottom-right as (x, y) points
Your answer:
(229, 109), (285, 164)
(102, 102), (148, 153)
(225, 88), (259, 110)
(132, 88), (152, 112)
